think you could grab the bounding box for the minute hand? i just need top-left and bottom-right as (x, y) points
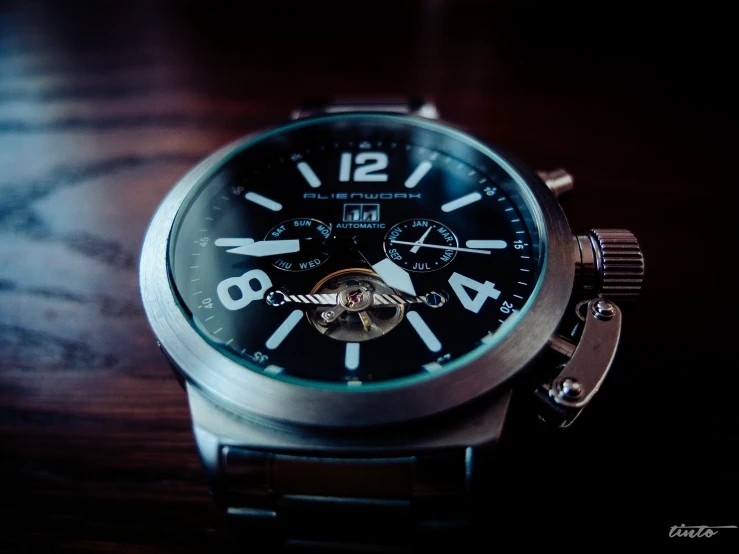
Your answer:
(225, 239), (301, 257)
(390, 240), (491, 254)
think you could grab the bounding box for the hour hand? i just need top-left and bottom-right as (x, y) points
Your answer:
(327, 235), (418, 296)
(215, 238), (301, 257)
(371, 258), (417, 296)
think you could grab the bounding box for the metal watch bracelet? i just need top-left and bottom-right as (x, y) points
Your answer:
(207, 100), (473, 552)
(200, 100), (640, 550)
(221, 445), (471, 551)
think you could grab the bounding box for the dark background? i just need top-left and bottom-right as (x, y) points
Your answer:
(0, 0), (736, 550)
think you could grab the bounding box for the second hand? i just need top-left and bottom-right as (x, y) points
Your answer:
(389, 240), (491, 254)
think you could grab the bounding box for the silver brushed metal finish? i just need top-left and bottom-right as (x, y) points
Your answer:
(589, 228), (645, 299)
(140, 113), (575, 428)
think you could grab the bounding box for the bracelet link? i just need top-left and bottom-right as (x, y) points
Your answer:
(222, 446), (469, 549)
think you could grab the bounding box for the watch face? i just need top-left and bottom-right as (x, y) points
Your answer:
(168, 114), (544, 387)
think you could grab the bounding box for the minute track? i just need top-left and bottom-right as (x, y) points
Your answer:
(167, 114), (539, 385)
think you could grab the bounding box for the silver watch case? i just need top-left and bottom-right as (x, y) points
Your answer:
(139, 114), (575, 428)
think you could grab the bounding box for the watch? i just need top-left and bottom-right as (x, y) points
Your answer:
(139, 99), (644, 550)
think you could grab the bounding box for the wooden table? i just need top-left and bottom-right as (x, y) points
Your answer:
(1, 1), (736, 550)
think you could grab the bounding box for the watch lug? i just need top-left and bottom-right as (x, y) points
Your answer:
(192, 423), (220, 485)
(187, 382), (223, 484)
(291, 99), (439, 120)
(537, 298), (622, 427)
(413, 101), (440, 119)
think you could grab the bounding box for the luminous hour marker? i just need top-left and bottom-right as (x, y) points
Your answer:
(407, 311), (442, 352)
(244, 191), (282, 211)
(297, 161), (321, 188)
(404, 161), (433, 188)
(345, 343), (360, 370)
(441, 192), (482, 212)
(265, 310), (303, 350)
(465, 240), (507, 249)
(422, 361), (443, 372)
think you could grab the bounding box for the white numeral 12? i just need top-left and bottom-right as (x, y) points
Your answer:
(339, 152), (388, 182)
(448, 272), (501, 313)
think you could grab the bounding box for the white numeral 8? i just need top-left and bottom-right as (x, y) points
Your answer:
(217, 269), (272, 311)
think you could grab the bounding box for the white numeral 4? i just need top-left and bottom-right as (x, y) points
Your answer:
(339, 152), (388, 182)
(217, 269), (272, 311)
(448, 272), (501, 313)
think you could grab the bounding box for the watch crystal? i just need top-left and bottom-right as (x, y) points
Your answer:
(168, 114), (543, 386)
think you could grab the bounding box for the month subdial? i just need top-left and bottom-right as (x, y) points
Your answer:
(383, 219), (460, 273)
(265, 218), (332, 271)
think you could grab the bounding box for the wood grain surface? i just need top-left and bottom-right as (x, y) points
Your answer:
(1, 1), (736, 550)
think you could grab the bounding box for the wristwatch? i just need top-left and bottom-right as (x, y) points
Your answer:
(139, 99), (644, 550)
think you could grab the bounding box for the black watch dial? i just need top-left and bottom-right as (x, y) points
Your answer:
(168, 114), (543, 387)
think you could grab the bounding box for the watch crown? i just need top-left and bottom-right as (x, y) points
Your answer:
(575, 229), (644, 300)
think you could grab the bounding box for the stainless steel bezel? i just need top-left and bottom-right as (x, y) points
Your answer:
(140, 114), (574, 427)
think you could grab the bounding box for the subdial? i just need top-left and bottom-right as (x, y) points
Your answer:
(265, 218), (332, 271)
(383, 219), (458, 272)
